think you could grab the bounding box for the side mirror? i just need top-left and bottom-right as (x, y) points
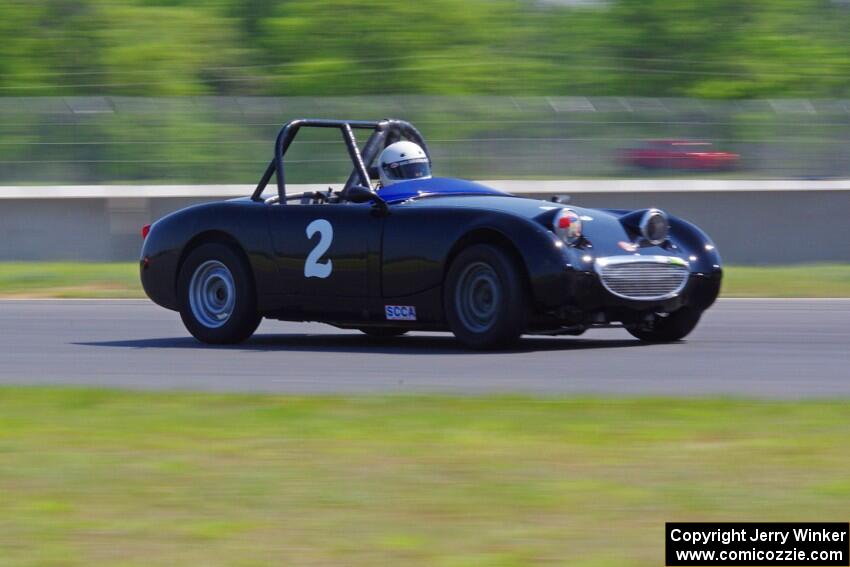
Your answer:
(347, 185), (388, 216)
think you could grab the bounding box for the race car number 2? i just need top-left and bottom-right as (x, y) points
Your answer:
(304, 219), (333, 278)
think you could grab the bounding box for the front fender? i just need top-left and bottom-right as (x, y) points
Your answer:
(381, 207), (568, 307)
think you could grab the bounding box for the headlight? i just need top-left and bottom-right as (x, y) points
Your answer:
(640, 208), (668, 245)
(553, 208), (582, 245)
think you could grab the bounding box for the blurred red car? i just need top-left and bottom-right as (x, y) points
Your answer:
(621, 140), (739, 171)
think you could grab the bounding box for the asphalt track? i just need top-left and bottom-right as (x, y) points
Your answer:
(0, 299), (848, 398)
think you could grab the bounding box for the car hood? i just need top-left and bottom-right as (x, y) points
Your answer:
(392, 188), (621, 230)
(392, 184), (701, 263)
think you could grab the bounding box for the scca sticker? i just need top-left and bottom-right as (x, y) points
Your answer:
(385, 305), (417, 321)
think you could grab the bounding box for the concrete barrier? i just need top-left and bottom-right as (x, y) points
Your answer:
(1, 180), (848, 264)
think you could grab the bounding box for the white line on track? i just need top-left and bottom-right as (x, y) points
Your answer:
(2, 179), (850, 199)
(718, 297), (850, 301)
(0, 298), (149, 302)
(1, 297), (848, 302)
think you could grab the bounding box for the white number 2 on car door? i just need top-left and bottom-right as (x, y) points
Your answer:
(304, 219), (333, 278)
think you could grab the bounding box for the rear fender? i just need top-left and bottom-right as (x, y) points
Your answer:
(141, 201), (275, 311)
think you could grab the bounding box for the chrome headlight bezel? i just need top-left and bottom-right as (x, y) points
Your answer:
(552, 208), (583, 246)
(639, 208), (669, 245)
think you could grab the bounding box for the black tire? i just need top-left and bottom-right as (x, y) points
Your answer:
(358, 327), (409, 338)
(627, 307), (702, 343)
(444, 244), (528, 349)
(177, 242), (261, 344)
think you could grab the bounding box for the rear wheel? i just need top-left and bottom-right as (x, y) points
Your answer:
(177, 242), (261, 344)
(358, 327), (408, 338)
(627, 307), (701, 343)
(444, 244), (528, 349)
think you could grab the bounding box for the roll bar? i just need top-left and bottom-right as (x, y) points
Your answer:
(251, 118), (430, 203)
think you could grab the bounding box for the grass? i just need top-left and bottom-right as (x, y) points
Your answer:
(721, 264), (850, 297)
(2, 262), (850, 299)
(0, 263), (143, 298)
(0, 389), (848, 566)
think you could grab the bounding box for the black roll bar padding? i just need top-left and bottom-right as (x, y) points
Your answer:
(340, 123), (371, 191)
(341, 121), (389, 199)
(250, 118), (426, 203)
(272, 121), (299, 201)
(341, 119), (432, 195)
(252, 119), (303, 202)
(382, 119), (431, 163)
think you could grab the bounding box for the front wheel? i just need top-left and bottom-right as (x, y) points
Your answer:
(444, 244), (528, 349)
(627, 307), (702, 343)
(177, 242), (261, 344)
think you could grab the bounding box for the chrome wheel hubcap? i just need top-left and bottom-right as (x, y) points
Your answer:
(189, 260), (235, 329)
(455, 261), (501, 333)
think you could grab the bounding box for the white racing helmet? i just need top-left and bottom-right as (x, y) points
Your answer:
(378, 141), (431, 187)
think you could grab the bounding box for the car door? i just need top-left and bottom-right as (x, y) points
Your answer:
(266, 203), (383, 315)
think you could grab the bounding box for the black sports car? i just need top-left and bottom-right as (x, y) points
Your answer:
(141, 119), (722, 349)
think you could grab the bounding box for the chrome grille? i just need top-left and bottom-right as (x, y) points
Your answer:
(595, 256), (689, 300)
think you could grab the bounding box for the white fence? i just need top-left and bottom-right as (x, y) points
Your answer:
(1, 180), (848, 264)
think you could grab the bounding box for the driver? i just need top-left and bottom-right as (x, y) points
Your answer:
(377, 141), (431, 187)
